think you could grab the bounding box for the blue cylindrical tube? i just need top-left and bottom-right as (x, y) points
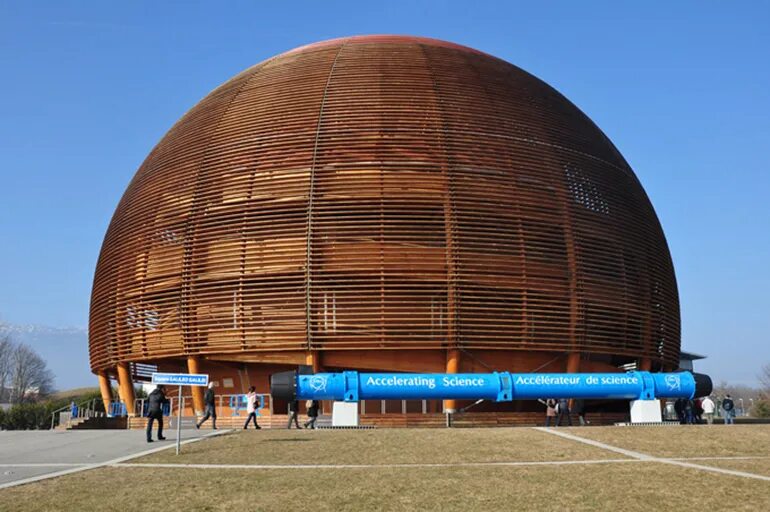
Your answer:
(353, 373), (505, 400)
(295, 370), (701, 402)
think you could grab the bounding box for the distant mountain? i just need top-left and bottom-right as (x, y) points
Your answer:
(0, 321), (92, 391)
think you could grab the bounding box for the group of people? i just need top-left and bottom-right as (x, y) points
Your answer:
(536, 395), (737, 428)
(286, 399), (320, 429)
(144, 382), (249, 443)
(674, 394), (734, 425)
(143, 384), (739, 440)
(145, 383), (322, 442)
(538, 398), (588, 427)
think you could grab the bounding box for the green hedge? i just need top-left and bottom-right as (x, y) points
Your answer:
(0, 388), (111, 430)
(0, 400), (67, 430)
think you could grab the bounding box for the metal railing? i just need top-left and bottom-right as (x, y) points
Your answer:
(49, 397), (109, 430)
(131, 394), (271, 419)
(51, 395), (441, 429)
(49, 393), (275, 430)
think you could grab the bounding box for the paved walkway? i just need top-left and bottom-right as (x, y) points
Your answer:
(0, 429), (227, 488)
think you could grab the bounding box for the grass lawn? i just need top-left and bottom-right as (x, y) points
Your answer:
(1, 426), (769, 511)
(697, 458), (770, 478)
(137, 428), (621, 465)
(0, 462), (768, 511)
(564, 424), (770, 458)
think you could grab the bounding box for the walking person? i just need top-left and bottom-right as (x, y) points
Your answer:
(674, 398), (686, 424)
(693, 398), (704, 424)
(146, 385), (169, 443)
(196, 382), (217, 430)
(538, 398), (557, 427)
(243, 386), (262, 430)
(287, 399), (302, 429)
(684, 399), (694, 424)
(722, 394), (735, 425)
(573, 398), (588, 426)
(701, 395), (716, 425)
(304, 399), (320, 429)
(556, 398), (572, 427)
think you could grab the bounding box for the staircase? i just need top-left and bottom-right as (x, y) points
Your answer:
(56, 416), (128, 430)
(50, 398), (128, 431)
(55, 416), (127, 430)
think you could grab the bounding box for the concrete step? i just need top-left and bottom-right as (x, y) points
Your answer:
(66, 416), (128, 430)
(54, 417), (88, 430)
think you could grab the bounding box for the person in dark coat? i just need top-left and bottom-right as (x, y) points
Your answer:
(146, 385), (169, 443)
(287, 399), (301, 429)
(303, 400), (320, 429)
(722, 394), (735, 425)
(684, 399), (695, 425)
(674, 398), (686, 424)
(196, 382), (217, 429)
(556, 398), (572, 426)
(573, 399), (587, 426)
(693, 398), (704, 424)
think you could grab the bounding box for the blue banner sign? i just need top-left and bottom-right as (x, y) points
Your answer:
(151, 372), (209, 387)
(295, 371), (702, 402)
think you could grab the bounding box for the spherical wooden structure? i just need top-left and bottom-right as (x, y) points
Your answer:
(89, 36), (679, 405)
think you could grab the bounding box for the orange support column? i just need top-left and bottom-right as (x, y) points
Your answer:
(312, 351), (323, 373)
(187, 356), (205, 415)
(305, 350), (323, 372)
(566, 352), (581, 374)
(444, 349), (461, 413)
(116, 362), (136, 417)
(97, 370), (113, 413)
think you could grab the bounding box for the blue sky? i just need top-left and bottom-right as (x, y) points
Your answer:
(0, 1), (768, 386)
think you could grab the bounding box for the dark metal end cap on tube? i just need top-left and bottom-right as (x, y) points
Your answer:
(270, 370), (297, 401)
(270, 366), (313, 401)
(693, 372), (713, 398)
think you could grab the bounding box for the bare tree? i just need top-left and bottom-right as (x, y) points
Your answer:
(0, 334), (13, 402)
(760, 363), (770, 399)
(8, 342), (54, 403)
(711, 379), (761, 414)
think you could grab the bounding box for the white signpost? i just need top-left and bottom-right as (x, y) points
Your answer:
(151, 372), (209, 455)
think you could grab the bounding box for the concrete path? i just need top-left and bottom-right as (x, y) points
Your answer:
(0, 429), (226, 488)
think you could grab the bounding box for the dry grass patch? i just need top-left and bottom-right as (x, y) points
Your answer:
(136, 428), (619, 465)
(1, 461), (768, 511)
(565, 425), (770, 458)
(695, 458), (770, 478)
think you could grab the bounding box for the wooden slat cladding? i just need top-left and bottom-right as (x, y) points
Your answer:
(89, 36), (679, 372)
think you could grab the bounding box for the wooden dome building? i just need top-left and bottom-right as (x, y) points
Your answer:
(89, 35), (680, 420)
